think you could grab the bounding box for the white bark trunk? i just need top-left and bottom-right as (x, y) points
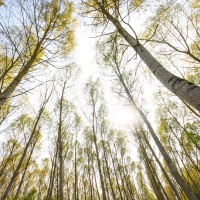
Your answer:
(117, 69), (198, 200)
(100, 5), (200, 112)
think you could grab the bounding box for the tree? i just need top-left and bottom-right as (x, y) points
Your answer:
(84, 80), (107, 200)
(0, 0), (76, 107)
(81, 0), (200, 112)
(1, 90), (52, 200)
(142, 2), (200, 64)
(97, 35), (198, 199)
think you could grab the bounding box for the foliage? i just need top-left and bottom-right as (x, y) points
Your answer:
(0, 0), (200, 200)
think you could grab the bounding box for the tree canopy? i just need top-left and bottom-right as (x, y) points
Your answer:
(0, 0), (199, 200)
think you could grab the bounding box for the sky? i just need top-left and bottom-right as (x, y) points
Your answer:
(70, 1), (161, 128)
(73, 23), (139, 127)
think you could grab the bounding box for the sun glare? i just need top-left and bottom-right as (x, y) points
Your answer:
(109, 105), (139, 127)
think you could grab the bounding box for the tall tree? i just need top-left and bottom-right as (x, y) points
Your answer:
(84, 80), (107, 200)
(0, 0), (76, 107)
(81, 0), (200, 112)
(1, 89), (52, 200)
(97, 36), (198, 200)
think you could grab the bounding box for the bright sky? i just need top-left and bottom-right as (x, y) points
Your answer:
(73, 21), (141, 127)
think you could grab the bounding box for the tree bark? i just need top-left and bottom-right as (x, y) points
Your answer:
(46, 146), (58, 199)
(101, 139), (116, 200)
(108, 142), (123, 200)
(140, 128), (182, 200)
(139, 138), (169, 200)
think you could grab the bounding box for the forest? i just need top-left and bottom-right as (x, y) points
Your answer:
(0, 0), (199, 199)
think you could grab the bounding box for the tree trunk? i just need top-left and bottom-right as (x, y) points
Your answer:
(46, 147), (58, 199)
(139, 138), (169, 200)
(113, 144), (129, 200)
(119, 74), (198, 200)
(57, 82), (67, 200)
(98, 3), (200, 112)
(1, 103), (46, 200)
(0, 141), (17, 178)
(101, 139), (116, 200)
(14, 137), (38, 200)
(0, 27), (49, 108)
(74, 132), (79, 200)
(108, 142), (123, 200)
(110, 55), (198, 199)
(91, 100), (107, 200)
(139, 128), (182, 200)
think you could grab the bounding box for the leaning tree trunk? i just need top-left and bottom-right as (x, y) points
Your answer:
(139, 138), (170, 200)
(98, 3), (200, 112)
(0, 28), (49, 108)
(101, 139), (116, 200)
(139, 128), (182, 200)
(116, 67), (198, 200)
(14, 136), (38, 200)
(108, 142), (123, 199)
(1, 103), (46, 200)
